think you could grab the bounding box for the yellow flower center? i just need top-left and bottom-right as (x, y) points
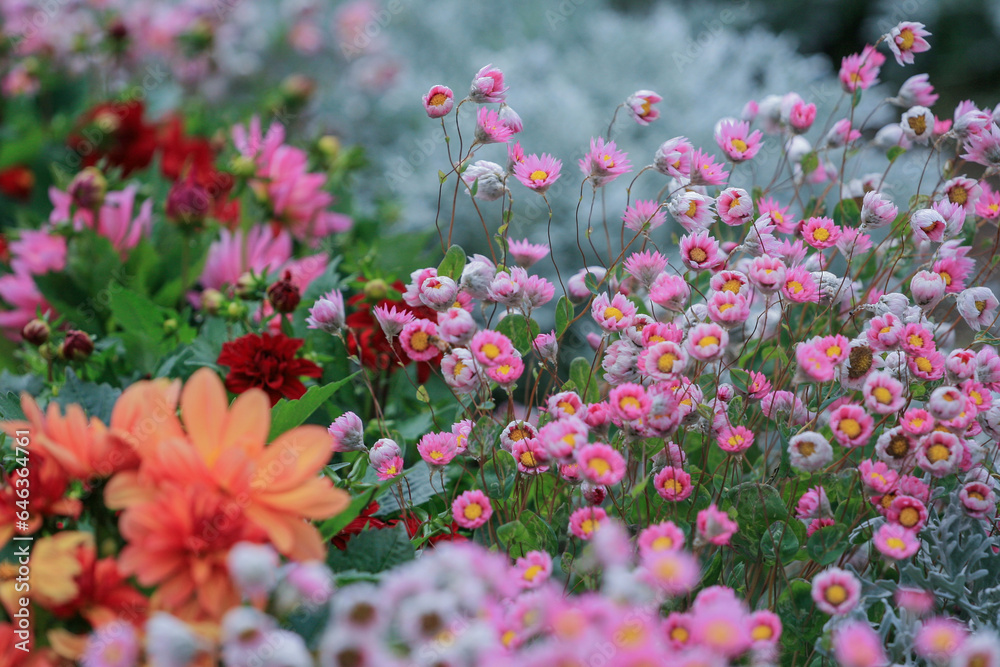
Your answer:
(657, 353), (678, 373)
(885, 537), (907, 550)
(640, 99), (652, 116)
(730, 138), (748, 153)
(718, 303), (734, 313)
(825, 584), (848, 605)
(558, 401), (576, 415)
(689, 247), (708, 263)
(523, 565), (544, 581)
(872, 387), (893, 404)
(969, 491), (985, 501)
(671, 627), (690, 643)
(839, 418), (861, 438)
(662, 479), (682, 494)
(976, 300), (988, 314)
(530, 169), (548, 182)
(938, 271), (952, 286)
(949, 187), (968, 205)
(908, 334), (925, 347)
(482, 342), (501, 359)
(410, 331), (430, 351)
(588, 457), (611, 476)
(787, 280), (803, 293)
(698, 335), (720, 348)
(915, 357), (933, 372)
(722, 279), (742, 293)
(907, 114), (927, 135)
(927, 444), (950, 462)
(899, 28), (915, 50)
(604, 306), (625, 321)
(464, 503), (484, 520)
(751, 625), (773, 641)
(899, 507), (920, 527)
(430, 450), (444, 460)
(686, 201), (698, 217)
(652, 536), (674, 550)
(619, 396), (641, 410)
(826, 345), (841, 358)
(798, 440), (816, 457)
(520, 451), (538, 467)
(453, 360), (466, 376)
(812, 227), (830, 242)
(580, 519), (597, 535)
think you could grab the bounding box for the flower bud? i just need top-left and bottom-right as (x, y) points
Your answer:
(68, 167), (107, 210)
(21, 319), (50, 346)
(201, 288), (224, 314)
(363, 278), (389, 301)
(166, 179), (211, 231)
(226, 301), (248, 321)
(267, 271), (301, 314)
(59, 330), (94, 361)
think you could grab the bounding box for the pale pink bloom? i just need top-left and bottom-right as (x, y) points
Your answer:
(500, 420), (539, 453)
(654, 136), (693, 178)
(568, 506), (607, 540)
(896, 587), (936, 615)
(901, 105), (935, 144)
(826, 118), (863, 147)
(795, 486), (831, 520)
(757, 197), (797, 233)
(717, 424), (753, 454)
(654, 466), (693, 501)
(508, 239), (549, 268)
(716, 187), (754, 226)
(329, 412), (365, 452)
(859, 459), (899, 494)
(462, 160), (508, 201)
(782, 266), (819, 303)
(747, 254), (787, 293)
(962, 123), (1000, 168)
(915, 618), (967, 663)
(475, 108), (513, 144)
(625, 89), (662, 125)
(642, 550), (700, 596)
(796, 341), (836, 382)
(668, 191), (715, 232)
(470, 329), (514, 367)
(637, 341), (687, 380)
(933, 199), (967, 238)
(498, 104), (523, 133)
(485, 353), (524, 387)
(579, 136), (631, 187)
(547, 391), (587, 420)
(863, 372), (905, 414)
(369, 438), (402, 469)
(608, 382), (651, 423)
(469, 63), (508, 103)
(399, 319), (439, 362)
(706, 291), (750, 329)
(513, 152), (561, 193)
(942, 177), (982, 213)
(976, 184), (1000, 220)
(957, 287), (999, 331)
(748, 610), (783, 650)
(374, 304), (414, 339)
(417, 431), (458, 466)
(82, 624), (141, 667)
(696, 503), (738, 546)
(860, 191), (899, 230)
(911, 269), (947, 307)
(959, 482), (997, 518)
(513, 550), (552, 589)
(538, 417), (588, 460)
(917, 431), (961, 477)
(441, 349), (481, 394)
(532, 330), (558, 365)
(715, 119), (763, 161)
(622, 199), (666, 233)
(679, 230), (722, 272)
(638, 521), (685, 556)
(688, 148), (729, 186)
(623, 250), (668, 288)
(788, 432), (833, 472)
(591, 292), (636, 332)
(812, 568), (862, 615)
(893, 73), (938, 107)
(801, 216), (841, 249)
(307, 290), (346, 333)
(874, 522), (920, 559)
(452, 490), (492, 529)
(866, 313), (904, 350)
(422, 85), (454, 118)
(946, 348), (978, 380)
(200, 225), (292, 291)
(887, 21), (932, 66)
(746, 371), (772, 399)
(829, 403), (875, 448)
(788, 100), (817, 133)
(887, 495), (928, 530)
(686, 322), (728, 362)
(832, 621), (888, 667)
(840, 45), (885, 92)
(650, 273), (690, 311)
(437, 307), (476, 345)
(576, 443), (626, 486)
(928, 385), (965, 420)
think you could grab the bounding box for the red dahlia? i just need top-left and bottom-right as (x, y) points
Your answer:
(217, 332), (322, 406)
(68, 100), (158, 176)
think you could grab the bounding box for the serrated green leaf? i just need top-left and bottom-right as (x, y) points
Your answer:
(55, 369), (121, 423)
(0, 392), (26, 422)
(269, 374), (359, 440)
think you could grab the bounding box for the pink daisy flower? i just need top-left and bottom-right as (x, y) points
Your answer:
(688, 148), (729, 186)
(469, 63), (508, 103)
(858, 459), (899, 494)
(623, 249), (669, 288)
(915, 618), (968, 663)
(374, 455), (404, 481)
(486, 353), (524, 387)
(654, 136), (694, 178)
(706, 291), (750, 329)
(568, 506), (607, 540)
(959, 482), (997, 518)
(685, 322), (729, 362)
(538, 417), (589, 460)
(513, 153), (562, 193)
(696, 503), (738, 546)
(514, 550), (552, 589)
(591, 292), (637, 332)
(608, 382), (651, 422)
(796, 341), (836, 382)
(716, 187), (754, 226)
(470, 329), (514, 367)
(757, 197), (796, 233)
(887, 495), (928, 531)
(748, 610), (783, 649)
(398, 319), (439, 362)
(374, 304), (415, 339)
(547, 391), (587, 420)
(867, 313), (905, 351)
(650, 273), (691, 311)
(863, 372), (906, 414)
(826, 118), (863, 147)
(894, 73), (938, 107)
(452, 490), (493, 529)
(625, 89), (662, 125)
(829, 403), (875, 448)
(801, 216), (841, 249)
(943, 176), (982, 213)
(576, 443), (626, 486)
(417, 431), (458, 466)
(475, 107), (513, 144)
(663, 613), (695, 649)
(637, 341), (688, 380)
(637, 521), (685, 557)
(782, 267), (819, 303)
(717, 425), (754, 454)
(746, 370), (772, 399)
(622, 199), (667, 233)
(715, 119), (763, 162)
(812, 567), (862, 615)
(679, 230), (722, 272)
(579, 136), (631, 187)
(422, 85), (454, 118)
(668, 191), (715, 232)
(653, 466), (693, 501)
(511, 437), (549, 474)
(508, 238), (549, 268)
(917, 431), (961, 477)
(976, 184), (1000, 219)
(874, 522), (920, 559)
(887, 21), (932, 66)
(788, 100), (817, 134)
(839, 44), (885, 92)
(960, 121), (1000, 168)
(832, 622), (887, 667)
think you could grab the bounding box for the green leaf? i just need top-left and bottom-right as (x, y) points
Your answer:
(555, 296), (574, 339)
(269, 374), (359, 440)
(415, 385), (430, 403)
(569, 356), (599, 403)
(497, 519), (539, 559)
(320, 485), (380, 540)
(584, 271), (601, 295)
(832, 198), (861, 228)
(727, 482), (789, 557)
(55, 369), (121, 423)
(886, 145), (906, 163)
(484, 453), (515, 500)
(800, 151), (819, 176)
(0, 392), (25, 422)
(495, 315), (540, 356)
(520, 510), (559, 555)
(806, 524), (848, 566)
(851, 88), (862, 108)
(326, 524), (415, 573)
(729, 368), (752, 393)
(760, 521), (800, 562)
(437, 245), (467, 282)
(466, 416), (501, 458)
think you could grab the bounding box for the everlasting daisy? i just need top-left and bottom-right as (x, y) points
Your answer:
(696, 504), (738, 546)
(887, 21), (932, 66)
(901, 106), (935, 144)
(957, 286), (999, 331)
(399, 318), (440, 362)
(928, 385), (965, 420)
(329, 411), (365, 453)
(514, 550), (552, 589)
(832, 622), (888, 667)
(579, 136), (631, 187)
(917, 431), (961, 477)
(976, 184), (1000, 219)
(638, 521), (685, 557)
(513, 153), (562, 194)
(839, 46), (884, 92)
(875, 427), (917, 468)
(828, 403), (875, 448)
(887, 495), (928, 531)
(962, 124), (1000, 168)
(422, 85), (454, 118)
(789, 432), (833, 472)
(826, 118), (863, 147)
(680, 229), (722, 271)
(858, 459), (899, 494)
(716, 187), (754, 226)
(915, 618), (967, 663)
(653, 466), (693, 501)
(668, 191), (715, 232)
(812, 568), (862, 615)
(462, 160), (508, 201)
(717, 424), (754, 454)
(715, 119), (763, 162)
(688, 148), (729, 186)
(511, 437), (549, 474)
(782, 266), (819, 303)
(706, 291), (750, 329)
(538, 417), (589, 460)
(568, 506), (607, 540)
(624, 250), (669, 288)
(642, 550), (700, 596)
(625, 89), (662, 125)
(470, 329), (514, 367)
(685, 322), (729, 362)
(469, 63), (508, 103)
(654, 136), (694, 178)
(801, 216), (841, 249)
(863, 372), (906, 414)
(441, 348), (483, 394)
(452, 490), (492, 529)
(788, 100), (817, 134)
(637, 340), (688, 380)
(959, 481), (997, 518)
(591, 292), (637, 332)
(622, 199), (667, 233)
(874, 522), (920, 559)
(474, 108), (513, 144)
(486, 353), (524, 387)
(374, 455), (404, 481)
(417, 431), (458, 466)
(576, 443), (626, 486)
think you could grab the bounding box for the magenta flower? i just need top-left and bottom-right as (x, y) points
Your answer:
(801, 216), (841, 249)
(706, 291), (750, 329)
(915, 618), (967, 663)
(513, 152), (561, 194)
(832, 622), (887, 667)
(796, 341), (836, 382)
(623, 249), (668, 289)
(917, 431), (961, 477)
(812, 567), (862, 615)
(625, 89), (662, 125)
(642, 550), (700, 596)
(474, 107), (513, 144)
(306, 290), (346, 334)
(839, 45), (885, 92)
(788, 100), (817, 134)
(685, 322), (728, 362)
(826, 118), (863, 147)
(717, 425), (754, 453)
(568, 506), (607, 540)
(590, 292), (636, 332)
(696, 503), (738, 546)
(579, 136), (631, 187)
(653, 466), (692, 501)
(715, 119), (763, 162)
(688, 148), (729, 186)
(514, 550), (552, 589)
(508, 238), (549, 268)
(782, 267), (819, 303)
(716, 187), (754, 226)
(469, 63), (508, 103)
(668, 191), (715, 232)
(576, 443), (626, 486)
(422, 84), (454, 118)
(874, 523), (920, 559)
(894, 73), (938, 107)
(329, 411), (365, 453)
(961, 122), (1000, 168)
(621, 199), (667, 233)
(887, 21), (931, 66)
(679, 230), (722, 272)
(654, 136), (694, 178)
(863, 372), (906, 414)
(829, 403), (875, 448)
(638, 521), (685, 557)
(452, 490), (492, 529)
(399, 318), (440, 362)
(417, 431), (458, 466)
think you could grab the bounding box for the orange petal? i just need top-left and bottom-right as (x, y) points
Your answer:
(257, 425), (333, 492)
(179, 368), (228, 465)
(104, 472), (155, 509)
(282, 520), (327, 561)
(258, 481), (350, 519)
(222, 390), (270, 457)
(243, 504), (294, 555)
